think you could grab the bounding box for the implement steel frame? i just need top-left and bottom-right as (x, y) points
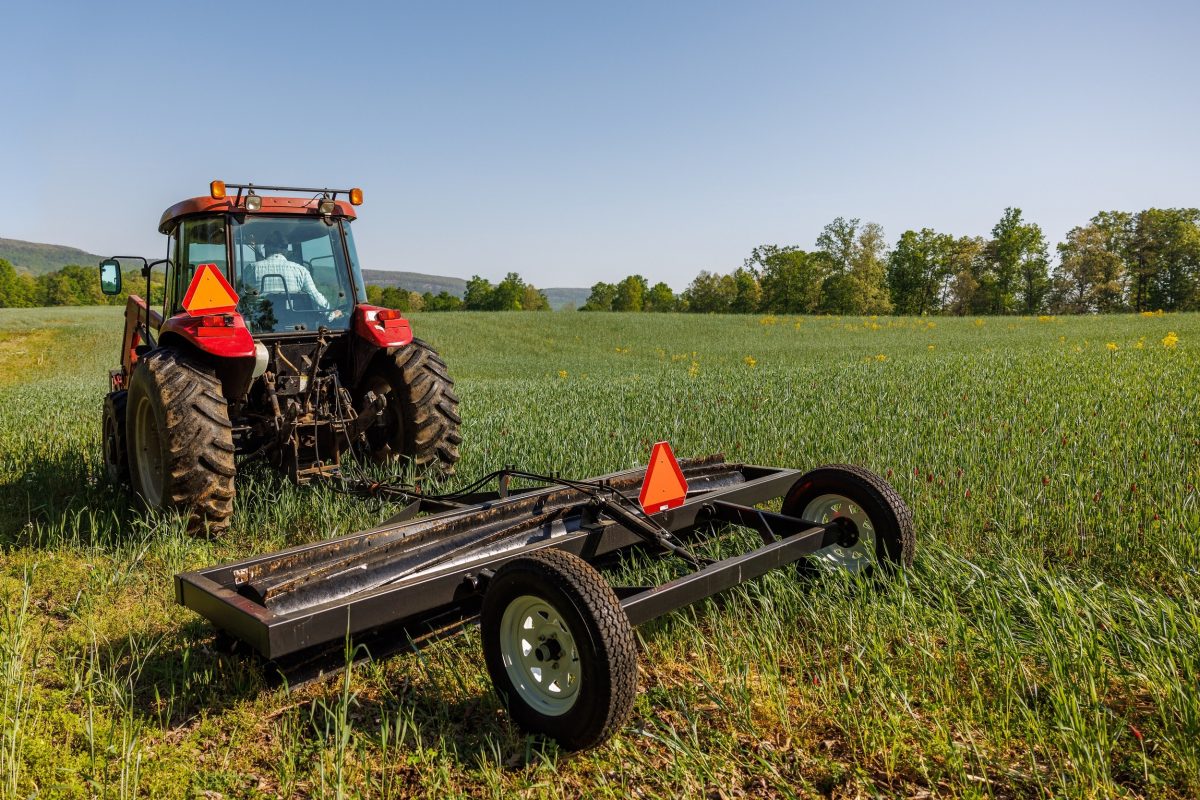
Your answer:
(176, 458), (851, 662)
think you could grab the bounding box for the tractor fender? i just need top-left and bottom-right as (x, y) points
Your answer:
(346, 304), (415, 387)
(160, 312), (256, 358)
(352, 305), (414, 349)
(158, 312), (258, 401)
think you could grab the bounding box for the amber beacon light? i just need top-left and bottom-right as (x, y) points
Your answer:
(209, 180), (226, 200)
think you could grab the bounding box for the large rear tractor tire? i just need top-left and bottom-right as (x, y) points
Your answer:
(126, 348), (236, 535)
(481, 549), (637, 751)
(782, 464), (914, 574)
(359, 339), (461, 473)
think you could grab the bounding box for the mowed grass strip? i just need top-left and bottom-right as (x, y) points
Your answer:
(0, 307), (1196, 798)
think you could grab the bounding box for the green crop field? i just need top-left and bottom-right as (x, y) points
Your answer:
(0, 307), (1197, 799)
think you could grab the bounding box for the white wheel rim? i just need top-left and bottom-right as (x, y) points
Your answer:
(133, 396), (165, 507)
(499, 595), (581, 716)
(802, 493), (876, 572)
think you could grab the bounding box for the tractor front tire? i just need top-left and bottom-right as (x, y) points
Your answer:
(360, 339), (461, 473)
(102, 390), (129, 486)
(126, 348), (236, 535)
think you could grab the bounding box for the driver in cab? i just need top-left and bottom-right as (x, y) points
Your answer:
(247, 232), (343, 320)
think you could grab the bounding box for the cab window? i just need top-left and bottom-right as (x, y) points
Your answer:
(170, 217), (228, 315)
(232, 216), (355, 334)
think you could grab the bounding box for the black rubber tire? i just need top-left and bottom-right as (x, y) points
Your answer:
(359, 338), (461, 473)
(102, 390), (129, 486)
(481, 549), (637, 751)
(126, 348), (236, 535)
(781, 464), (914, 571)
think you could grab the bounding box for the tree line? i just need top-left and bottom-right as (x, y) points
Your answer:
(0, 258), (551, 313)
(582, 207), (1200, 315)
(5, 207), (1197, 315)
(365, 271), (550, 312)
(0, 260), (166, 308)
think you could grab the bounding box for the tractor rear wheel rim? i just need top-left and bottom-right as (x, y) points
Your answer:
(366, 376), (402, 453)
(499, 595), (581, 716)
(134, 396), (165, 507)
(802, 493), (876, 572)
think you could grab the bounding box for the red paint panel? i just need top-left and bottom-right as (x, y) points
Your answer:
(158, 195), (358, 233)
(159, 312), (256, 359)
(352, 305), (413, 348)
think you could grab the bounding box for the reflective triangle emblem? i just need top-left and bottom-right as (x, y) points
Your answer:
(181, 263), (239, 315)
(638, 441), (689, 514)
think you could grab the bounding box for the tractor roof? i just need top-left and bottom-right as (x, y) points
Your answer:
(159, 195), (358, 234)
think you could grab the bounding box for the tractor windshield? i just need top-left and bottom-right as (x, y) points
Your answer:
(232, 217), (360, 334)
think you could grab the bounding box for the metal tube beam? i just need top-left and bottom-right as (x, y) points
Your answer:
(619, 523), (842, 626)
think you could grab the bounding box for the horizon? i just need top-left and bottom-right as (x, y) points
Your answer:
(2, 1), (1196, 291)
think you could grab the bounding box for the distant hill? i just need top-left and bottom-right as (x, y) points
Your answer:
(0, 237), (106, 275)
(540, 287), (590, 310)
(362, 268), (589, 310)
(361, 269), (467, 297)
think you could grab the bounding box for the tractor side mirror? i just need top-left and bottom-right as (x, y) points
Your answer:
(99, 259), (123, 295)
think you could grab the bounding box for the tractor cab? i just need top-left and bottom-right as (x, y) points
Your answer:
(158, 182), (368, 336)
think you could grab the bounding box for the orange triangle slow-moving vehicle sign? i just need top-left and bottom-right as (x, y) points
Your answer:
(181, 263), (239, 315)
(638, 441), (689, 514)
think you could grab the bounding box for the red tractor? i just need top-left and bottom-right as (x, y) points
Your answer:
(99, 181), (461, 533)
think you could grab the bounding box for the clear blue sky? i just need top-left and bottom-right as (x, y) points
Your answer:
(2, 1), (1196, 289)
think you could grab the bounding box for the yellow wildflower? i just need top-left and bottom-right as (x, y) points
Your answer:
(1106, 342), (1118, 351)
(974, 319), (985, 327)
(1162, 332), (1179, 349)
(558, 370), (568, 379)
(875, 354), (888, 362)
(927, 344), (935, 351)
(688, 361), (700, 378)
(743, 355), (757, 368)
(759, 315), (777, 326)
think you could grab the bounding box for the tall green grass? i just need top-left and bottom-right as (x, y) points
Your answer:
(0, 307), (1196, 797)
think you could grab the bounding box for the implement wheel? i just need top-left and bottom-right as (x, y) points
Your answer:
(359, 338), (461, 473)
(126, 348), (235, 535)
(481, 549), (637, 751)
(782, 464), (914, 573)
(102, 390), (129, 486)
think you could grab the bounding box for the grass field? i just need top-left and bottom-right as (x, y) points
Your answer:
(0, 306), (1196, 799)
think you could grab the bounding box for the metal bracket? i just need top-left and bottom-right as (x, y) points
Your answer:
(462, 568), (495, 595)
